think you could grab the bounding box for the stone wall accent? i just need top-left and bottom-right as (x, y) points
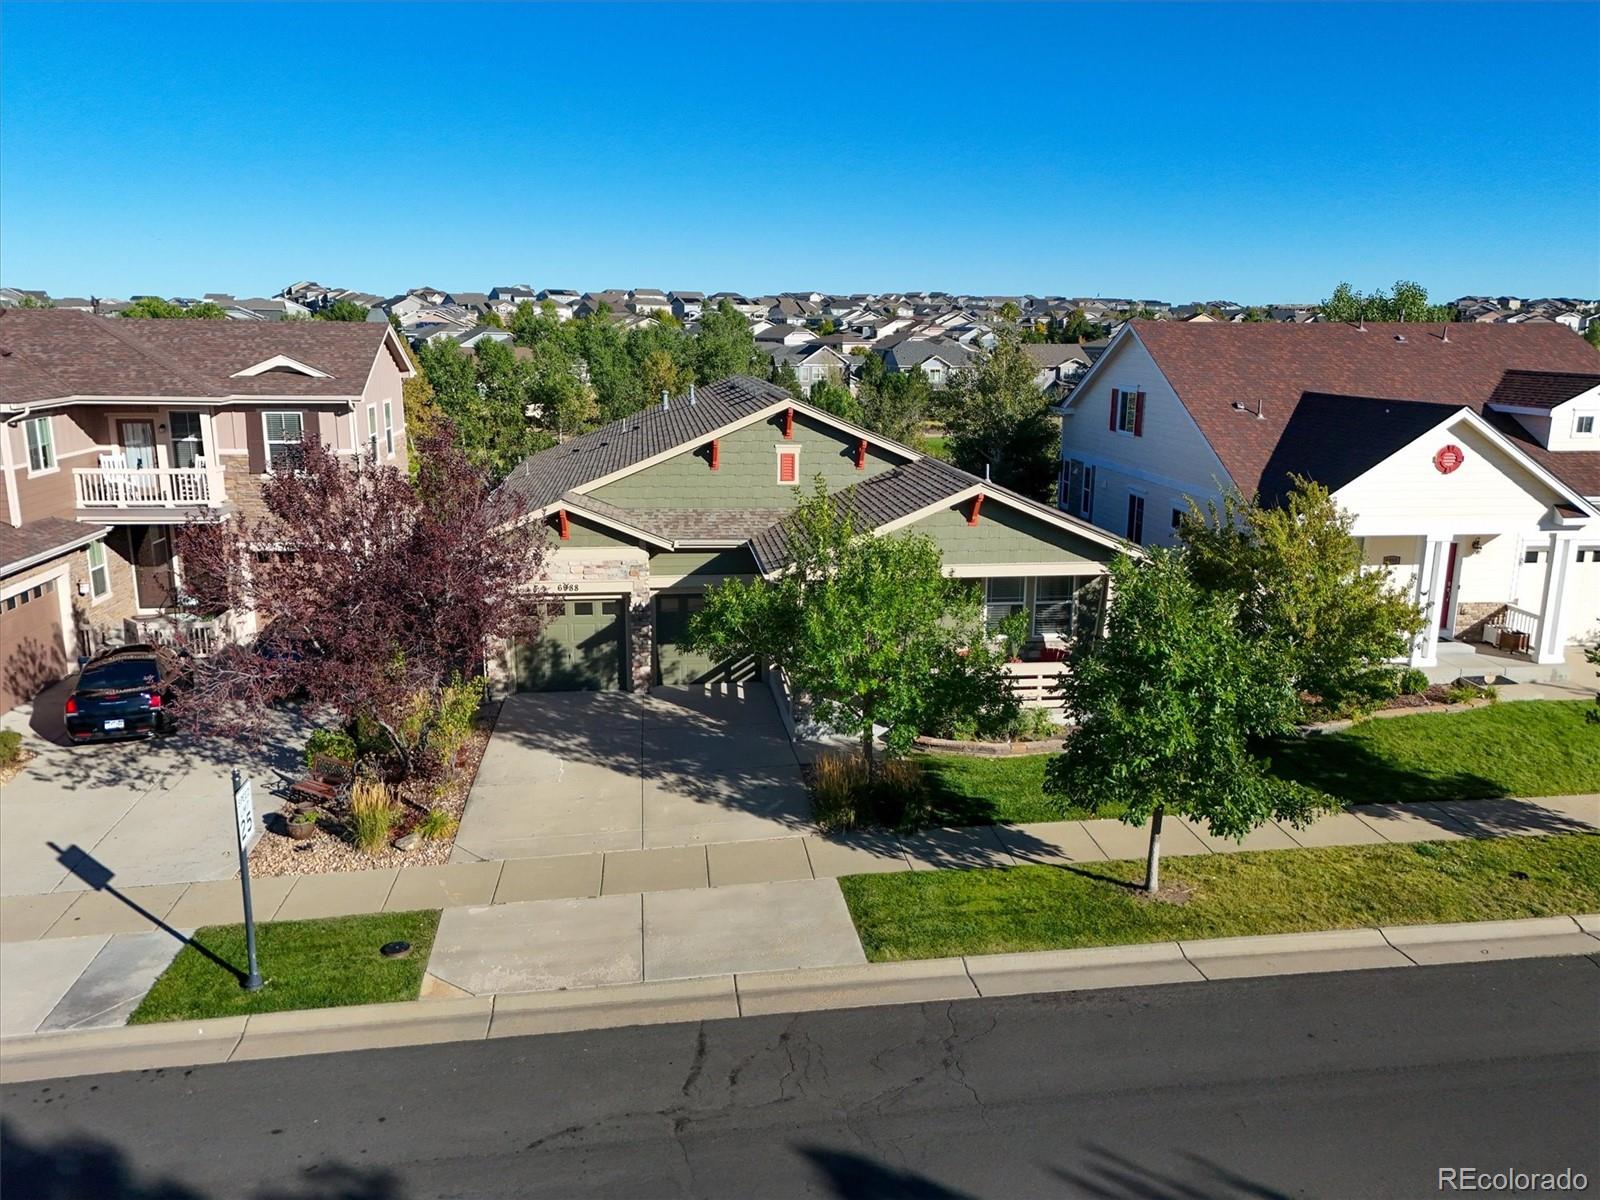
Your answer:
(220, 457), (269, 523)
(628, 595), (654, 692)
(67, 533), (138, 656)
(1453, 600), (1507, 642)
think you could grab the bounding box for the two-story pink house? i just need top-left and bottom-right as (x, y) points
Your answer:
(0, 309), (414, 712)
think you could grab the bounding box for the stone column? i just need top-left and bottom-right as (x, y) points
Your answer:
(628, 585), (655, 693)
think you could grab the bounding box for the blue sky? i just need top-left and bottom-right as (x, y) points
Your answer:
(3, 2), (1596, 302)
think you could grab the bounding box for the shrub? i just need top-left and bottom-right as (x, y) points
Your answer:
(0, 730), (22, 767)
(304, 728), (357, 770)
(1396, 668), (1430, 697)
(347, 777), (398, 854)
(810, 751), (925, 832)
(417, 806), (458, 841)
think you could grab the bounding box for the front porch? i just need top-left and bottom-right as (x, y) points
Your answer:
(1427, 638), (1572, 686)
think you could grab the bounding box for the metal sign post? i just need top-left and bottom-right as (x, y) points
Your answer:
(232, 769), (263, 991)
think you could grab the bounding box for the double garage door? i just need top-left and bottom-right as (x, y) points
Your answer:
(511, 593), (761, 693)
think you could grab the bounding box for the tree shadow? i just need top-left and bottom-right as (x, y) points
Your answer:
(798, 1145), (978, 1199)
(0, 1120), (404, 1200)
(1047, 1144), (1294, 1200)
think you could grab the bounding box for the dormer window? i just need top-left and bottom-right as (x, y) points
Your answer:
(1575, 414), (1595, 436)
(231, 354), (330, 379)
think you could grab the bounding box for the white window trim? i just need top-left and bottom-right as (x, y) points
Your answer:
(263, 410), (307, 474)
(1125, 491), (1146, 545)
(366, 403), (379, 459)
(775, 445), (801, 484)
(383, 400), (395, 457)
(1115, 389), (1140, 437)
(87, 538), (112, 604)
(1031, 576), (1078, 640)
(25, 415), (57, 476)
(1573, 411), (1596, 437)
(1080, 464), (1095, 521)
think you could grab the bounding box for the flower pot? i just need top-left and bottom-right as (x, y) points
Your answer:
(287, 818), (318, 841)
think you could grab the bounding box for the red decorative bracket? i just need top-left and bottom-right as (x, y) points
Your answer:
(783, 407), (794, 439)
(855, 437), (867, 470)
(710, 439), (720, 471)
(557, 508), (570, 540)
(968, 493), (984, 526)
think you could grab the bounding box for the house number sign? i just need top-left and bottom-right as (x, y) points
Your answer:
(1433, 444), (1465, 475)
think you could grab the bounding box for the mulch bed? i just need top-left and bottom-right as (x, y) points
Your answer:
(249, 701), (501, 878)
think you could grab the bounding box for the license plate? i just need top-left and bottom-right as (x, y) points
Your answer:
(102, 718), (125, 731)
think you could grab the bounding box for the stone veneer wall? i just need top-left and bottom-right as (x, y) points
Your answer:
(67, 534), (139, 655)
(1453, 600), (1507, 643)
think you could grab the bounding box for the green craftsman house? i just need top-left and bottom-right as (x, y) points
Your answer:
(494, 375), (1126, 703)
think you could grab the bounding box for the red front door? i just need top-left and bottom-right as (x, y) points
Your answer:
(1439, 541), (1459, 631)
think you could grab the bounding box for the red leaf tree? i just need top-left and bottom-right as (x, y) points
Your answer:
(172, 422), (548, 775)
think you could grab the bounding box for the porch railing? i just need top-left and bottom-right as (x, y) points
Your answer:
(124, 614), (227, 657)
(74, 467), (219, 508)
(1003, 659), (1069, 709)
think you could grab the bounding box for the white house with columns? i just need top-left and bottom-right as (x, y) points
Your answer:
(1053, 320), (1600, 680)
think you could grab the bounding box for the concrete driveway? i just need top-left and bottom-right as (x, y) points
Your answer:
(452, 684), (812, 862)
(1, 678), (306, 897)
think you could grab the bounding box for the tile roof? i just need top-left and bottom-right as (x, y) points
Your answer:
(1487, 369), (1600, 411)
(1124, 321), (1600, 500)
(1, 517), (109, 576)
(498, 375), (792, 510)
(0, 308), (401, 407)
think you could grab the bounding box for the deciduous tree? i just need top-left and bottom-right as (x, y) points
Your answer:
(172, 423), (549, 778)
(315, 299), (371, 322)
(945, 332), (1058, 500)
(121, 297), (227, 319)
(694, 299), (762, 382)
(685, 481), (1014, 771)
(1044, 552), (1334, 892)
(1180, 480), (1426, 714)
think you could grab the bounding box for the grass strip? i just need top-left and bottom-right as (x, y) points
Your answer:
(839, 833), (1600, 962)
(130, 909), (441, 1024)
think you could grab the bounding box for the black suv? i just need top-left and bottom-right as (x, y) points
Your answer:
(64, 644), (186, 742)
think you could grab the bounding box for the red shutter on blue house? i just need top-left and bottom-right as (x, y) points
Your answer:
(1133, 391), (1145, 437)
(1109, 389), (1119, 432)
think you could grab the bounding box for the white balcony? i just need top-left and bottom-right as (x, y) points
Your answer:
(74, 466), (221, 510)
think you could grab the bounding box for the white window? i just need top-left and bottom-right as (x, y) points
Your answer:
(383, 400), (395, 456)
(1126, 493), (1146, 544)
(985, 577), (1026, 631)
(1575, 413), (1596, 436)
(367, 403), (379, 459)
(1080, 465), (1095, 521)
(264, 411), (305, 472)
(87, 539), (111, 600)
(1033, 577), (1078, 638)
(1171, 507), (1185, 533)
(25, 416), (55, 473)
(776, 446), (800, 484)
(169, 411), (204, 469)
(1115, 389), (1142, 435)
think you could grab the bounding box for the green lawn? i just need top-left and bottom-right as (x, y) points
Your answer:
(910, 702), (1598, 832)
(130, 909), (441, 1024)
(840, 833), (1600, 961)
(1270, 701), (1600, 804)
(918, 753), (1121, 826)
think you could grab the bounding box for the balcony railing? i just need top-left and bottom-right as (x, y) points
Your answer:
(74, 467), (219, 509)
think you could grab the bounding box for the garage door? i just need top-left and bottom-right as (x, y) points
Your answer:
(1, 578), (67, 712)
(654, 593), (760, 686)
(513, 597), (625, 692)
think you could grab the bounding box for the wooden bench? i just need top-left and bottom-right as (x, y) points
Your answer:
(288, 754), (352, 806)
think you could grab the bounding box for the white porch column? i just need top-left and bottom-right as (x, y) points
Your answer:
(1408, 534), (1450, 667)
(1533, 532), (1579, 665)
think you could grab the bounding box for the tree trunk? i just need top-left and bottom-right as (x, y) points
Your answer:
(1144, 806), (1164, 893)
(861, 723), (877, 781)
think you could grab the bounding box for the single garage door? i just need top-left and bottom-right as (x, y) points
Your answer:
(514, 597), (625, 692)
(1, 579), (67, 712)
(654, 593), (760, 686)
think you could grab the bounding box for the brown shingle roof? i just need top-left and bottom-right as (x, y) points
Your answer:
(0, 518), (108, 576)
(0, 308), (401, 407)
(1487, 369), (1600, 411)
(1127, 321), (1600, 499)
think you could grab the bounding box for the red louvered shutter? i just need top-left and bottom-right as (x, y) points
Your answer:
(1109, 389), (1119, 432)
(1133, 391), (1146, 437)
(778, 450), (798, 483)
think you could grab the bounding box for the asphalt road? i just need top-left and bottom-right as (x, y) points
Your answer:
(4, 956), (1597, 1200)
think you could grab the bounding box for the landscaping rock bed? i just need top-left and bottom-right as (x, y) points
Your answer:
(1300, 697), (1493, 736)
(249, 702), (499, 877)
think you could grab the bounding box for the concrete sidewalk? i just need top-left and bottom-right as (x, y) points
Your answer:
(5, 792), (1596, 946)
(4, 913), (1597, 1084)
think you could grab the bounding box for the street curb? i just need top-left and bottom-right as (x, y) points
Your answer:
(4, 914), (1597, 1084)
